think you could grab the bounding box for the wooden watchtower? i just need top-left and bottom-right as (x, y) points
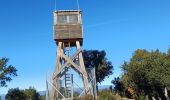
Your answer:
(52, 10), (92, 99)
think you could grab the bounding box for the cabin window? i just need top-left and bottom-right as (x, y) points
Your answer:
(69, 15), (78, 23)
(57, 15), (67, 24)
(57, 14), (79, 24)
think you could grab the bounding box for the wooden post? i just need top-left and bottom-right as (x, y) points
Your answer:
(53, 42), (62, 99)
(76, 41), (90, 94)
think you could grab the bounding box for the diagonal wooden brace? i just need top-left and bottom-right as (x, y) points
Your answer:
(53, 49), (86, 80)
(62, 52), (87, 77)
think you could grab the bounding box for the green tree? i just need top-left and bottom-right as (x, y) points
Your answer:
(111, 77), (125, 97)
(5, 88), (26, 100)
(83, 50), (113, 83)
(120, 49), (170, 99)
(83, 50), (113, 93)
(0, 57), (17, 87)
(24, 87), (41, 100)
(5, 87), (44, 100)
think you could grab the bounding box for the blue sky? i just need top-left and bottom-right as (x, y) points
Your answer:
(0, 0), (170, 94)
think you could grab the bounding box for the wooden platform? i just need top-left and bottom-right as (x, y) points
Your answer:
(54, 38), (83, 47)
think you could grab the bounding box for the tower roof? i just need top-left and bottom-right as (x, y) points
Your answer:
(54, 10), (82, 13)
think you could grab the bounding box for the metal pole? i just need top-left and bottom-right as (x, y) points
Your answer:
(54, 0), (57, 11)
(94, 67), (97, 99)
(76, 0), (80, 11)
(71, 74), (74, 99)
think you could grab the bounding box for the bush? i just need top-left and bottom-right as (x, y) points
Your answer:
(5, 88), (26, 100)
(5, 87), (43, 100)
(137, 95), (145, 100)
(97, 90), (121, 100)
(74, 94), (93, 100)
(74, 90), (121, 100)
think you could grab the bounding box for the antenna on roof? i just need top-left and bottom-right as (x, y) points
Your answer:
(54, 0), (57, 11)
(54, 0), (80, 11)
(76, 0), (80, 11)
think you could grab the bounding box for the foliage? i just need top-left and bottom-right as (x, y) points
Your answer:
(74, 94), (93, 100)
(138, 94), (145, 100)
(83, 50), (113, 84)
(0, 57), (17, 87)
(73, 91), (80, 97)
(39, 95), (45, 100)
(5, 87), (43, 100)
(74, 90), (121, 100)
(120, 49), (170, 99)
(39, 95), (46, 100)
(24, 87), (41, 100)
(111, 77), (125, 96)
(5, 88), (26, 100)
(97, 90), (121, 100)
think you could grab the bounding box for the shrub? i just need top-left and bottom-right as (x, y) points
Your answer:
(74, 90), (121, 100)
(97, 90), (121, 100)
(137, 95), (145, 100)
(5, 88), (26, 100)
(74, 94), (93, 100)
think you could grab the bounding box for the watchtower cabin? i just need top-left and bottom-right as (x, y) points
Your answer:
(53, 10), (83, 47)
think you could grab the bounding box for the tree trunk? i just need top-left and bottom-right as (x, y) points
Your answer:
(96, 85), (98, 93)
(145, 95), (149, 100)
(152, 97), (156, 100)
(165, 87), (170, 100)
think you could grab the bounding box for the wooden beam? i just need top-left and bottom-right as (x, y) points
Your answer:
(62, 53), (83, 75)
(53, 49), (82, 79)
(56, 42), (62, 71)
(76, 41), (90, 94)
(53, 42), (62, 99)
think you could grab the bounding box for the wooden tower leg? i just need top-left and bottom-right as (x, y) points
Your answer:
(53, 42), (62, 99)
(76, 41), (90, 94)
(52, 41), (91, 99)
